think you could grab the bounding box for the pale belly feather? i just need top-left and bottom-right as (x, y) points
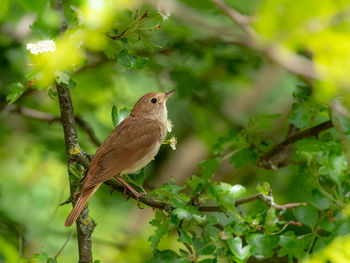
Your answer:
(121, 142), (161, 174)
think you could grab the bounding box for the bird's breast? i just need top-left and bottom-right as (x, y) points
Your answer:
(121, 141), (161, 174)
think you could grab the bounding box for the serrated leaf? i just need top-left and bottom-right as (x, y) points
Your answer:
(149, 210), (170, 250)
(230, 148), (257, 168)
(227, 236), (250, 261)
(198, 159), (218, 181)
(293, 204), (318, 228)
(6, 82), (26, 103)
(309, 189), (331, 210)
(264, 208), (278, 234)
(118, 49), (148, 69)
(256, 182), (270, 195)
(55, 71), (76, 89)
(247, 234), (279, 258)
(55, 71), (70, 85)
(173, 207), (192, 221)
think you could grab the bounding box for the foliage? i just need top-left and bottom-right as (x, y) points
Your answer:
(1, 0), (350, 262)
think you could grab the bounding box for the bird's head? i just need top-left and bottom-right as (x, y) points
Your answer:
(130, 90), (176, 122)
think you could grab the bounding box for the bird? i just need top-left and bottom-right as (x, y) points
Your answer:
(64, 90), (175, 227)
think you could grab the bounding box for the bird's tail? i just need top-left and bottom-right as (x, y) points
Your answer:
(64, 188), (94, 227)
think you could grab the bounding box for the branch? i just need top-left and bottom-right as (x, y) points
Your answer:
(89, 175), (306, 213)
(54, 0), (95, 262)
(210, 0), (318, 81)
(2, 104), (101, 147)
(258, 120), (333, 169)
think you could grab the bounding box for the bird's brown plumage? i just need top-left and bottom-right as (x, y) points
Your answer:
(64, 91), (174, 227)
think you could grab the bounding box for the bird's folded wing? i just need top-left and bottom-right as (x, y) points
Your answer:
(83, 117), (164, 188)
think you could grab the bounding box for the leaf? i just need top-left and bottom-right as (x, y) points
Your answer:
(146, 249), (187, 263)
(6, 82), (26, 103)
(278, 231), (296, 257)
(293, 204), (318, 228)
(230, 148), (257, 168)
(111, 106), (130, 127)
(118, 49), (148, 69)
(247, 234), (279, 258)
(173, 207), (192, 221)
(227, 236), (251, 261)
(197, 159), (218, 181)
(289, 102), (313, 129)
(264, 208), (278, 234)
(256, 182), (270, 195)
(217, 183), (246, 199)
(55, 71), (76, 89)
(309, 189), (331, 210)
(128, 168), (145, 187)
(149, 210), (170, 249)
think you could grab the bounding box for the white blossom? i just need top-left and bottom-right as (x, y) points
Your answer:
(26, 40), (56, 55)
(157, 3), (171, 21)
(169, 136), (177, 150)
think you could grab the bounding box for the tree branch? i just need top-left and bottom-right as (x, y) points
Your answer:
(70, 169), (306, 214)
(258, 120), (333, 169)
(54, 0), (95, 262)
(210, 0), (318, 81)
(2, 103), (101, 147)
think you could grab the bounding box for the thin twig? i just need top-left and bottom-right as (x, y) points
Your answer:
(210, 0), (318, 80)
(258, 120), (333, 169)
(17, 230), (22, 263)
(2, 104), (101, 147)
(54, 229), (77, 259)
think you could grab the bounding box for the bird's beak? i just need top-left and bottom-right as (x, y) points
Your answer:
(160, 89), (176, 103)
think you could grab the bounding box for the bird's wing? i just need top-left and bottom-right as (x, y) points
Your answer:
(83, 117), (164, 188)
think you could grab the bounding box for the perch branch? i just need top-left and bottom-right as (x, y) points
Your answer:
(64, 165), (306, 214)
(258, 120), (333, 169)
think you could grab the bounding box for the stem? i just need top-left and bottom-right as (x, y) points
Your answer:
(57, 84), (96, 263)
(54, 1), (96, 261)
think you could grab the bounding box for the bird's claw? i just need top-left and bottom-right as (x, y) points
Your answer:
(135, 192), (147, 209)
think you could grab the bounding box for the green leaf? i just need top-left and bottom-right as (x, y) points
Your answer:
(111, 106), (130, 127)
(309, 189), (331, 210)
(289, 102), (313, 129)
(293, 204), (318, 228)
(247, 234), (278, 258)
(173, 207), (192, 221)
(146, 249), (188, 263)
(227, 236), (251, 261)
(256, 182), (270, 195)
(198, 159), (218, 181)
(6, 82), (26, 103)
(278, 231), (296, 257)
(230, 148), (257, 168)
(55, 71), (76, 89)
(178, 230), (192, 245)
(264, 208), (278, 234)
(128, 169), (145, 187)
(118, 49), (148, 69)
(217, 183), (246, 199)
(149, 210), (170, 250)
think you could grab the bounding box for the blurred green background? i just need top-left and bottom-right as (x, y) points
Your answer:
(1, 0), (350, 262)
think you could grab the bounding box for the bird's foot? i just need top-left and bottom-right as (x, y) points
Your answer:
(135, 192), (147, 209)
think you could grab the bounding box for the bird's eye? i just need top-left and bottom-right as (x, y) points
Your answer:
(151, 98), (157, 104)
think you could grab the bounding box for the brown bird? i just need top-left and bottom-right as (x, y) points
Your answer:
(64, 90), (175, 227)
